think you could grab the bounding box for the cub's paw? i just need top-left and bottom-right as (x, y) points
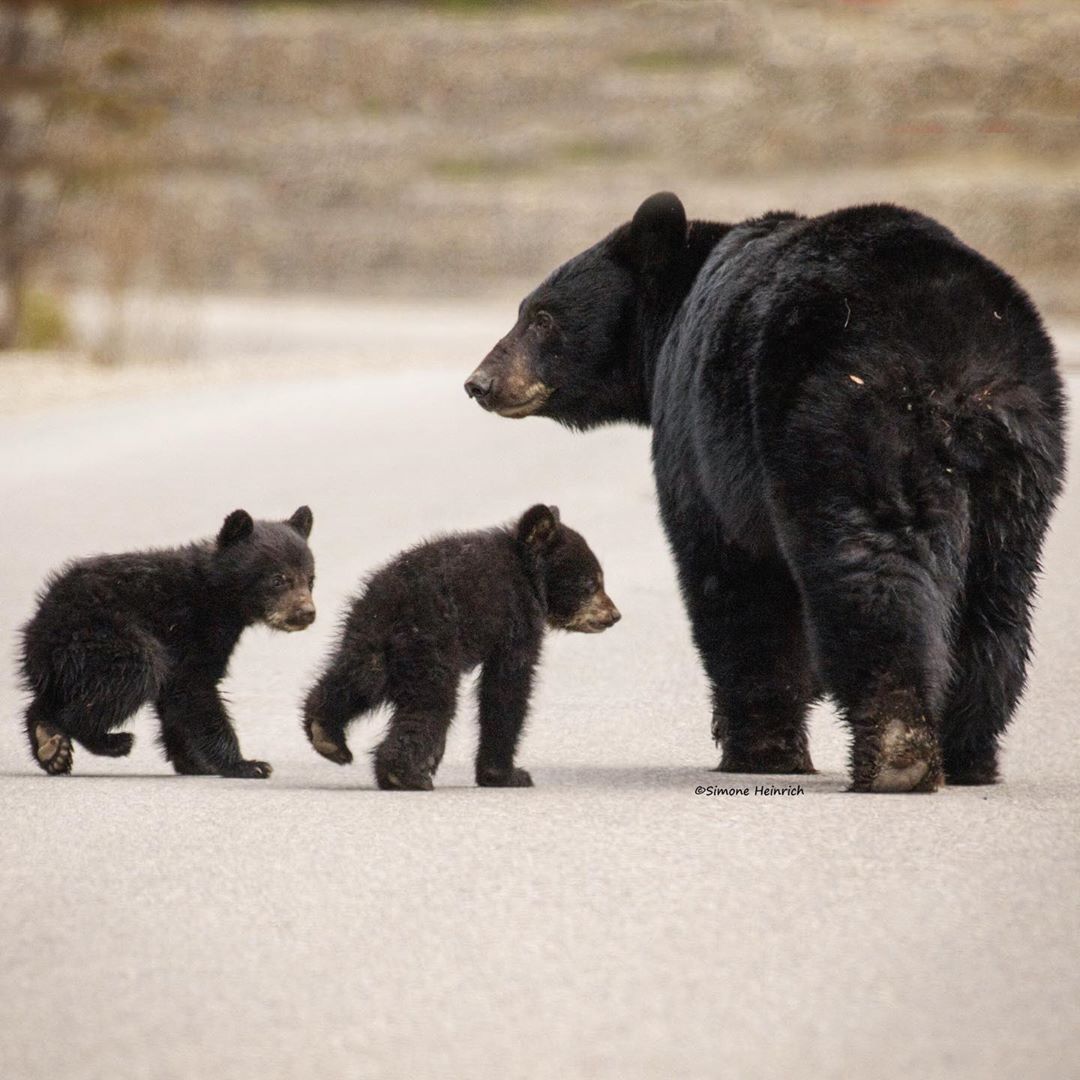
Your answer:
(307, 719), (353, 765)
(374, 754), (433, 791)
(221, 759), (273, 780)
(376, 767), (434, 792)
(34, 724), (73, 776)
(171, 754), (211, 776)
(96, 732), (135, 757)
(477, 765), (534, 788)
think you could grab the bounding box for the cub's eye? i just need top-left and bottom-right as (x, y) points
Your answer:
(269, 573), (288, 589)
(587, 579), (600, 596)
(534, 310), (554, 331)
(308, 575), (316, 590)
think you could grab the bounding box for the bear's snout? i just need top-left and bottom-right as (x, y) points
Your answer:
(466, 334), (552, 419)
(464, 371), (494, 404)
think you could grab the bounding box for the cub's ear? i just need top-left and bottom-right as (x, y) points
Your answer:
(625, 191), (687, 274)
(218, 509), (254, 548)
(288, 505), (313, 539)
(518, 504), (560, 550)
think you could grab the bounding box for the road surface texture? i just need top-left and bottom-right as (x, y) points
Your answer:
(1, 328), (1078, 1079)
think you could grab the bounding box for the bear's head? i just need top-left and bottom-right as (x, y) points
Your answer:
(214, 505), (317, 631)
(466, 192), (699, 430)
(516, 504), (620, 633)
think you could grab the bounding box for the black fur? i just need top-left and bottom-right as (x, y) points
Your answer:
(467, 195), (1066, 792)
(303, 505), (620, 791)
(20, 507), (317, 778)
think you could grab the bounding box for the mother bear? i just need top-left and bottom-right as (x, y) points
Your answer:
(465, 194), (1065, 792)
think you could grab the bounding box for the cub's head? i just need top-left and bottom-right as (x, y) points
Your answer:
(215, 505), (316, 632)
(516, 504), (620, 633)
(465, 192), (690, 430)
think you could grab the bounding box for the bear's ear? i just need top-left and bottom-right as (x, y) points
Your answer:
(288, 505), (313, 539)
(218, 509), (254, 548)
(625, 191), (687, 274)
(518, 504), (560, 550)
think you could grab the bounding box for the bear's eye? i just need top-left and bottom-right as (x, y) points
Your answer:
(533, 310), (554, 331)
(308, 575), (316, 590)
(269, 573), (288, 589)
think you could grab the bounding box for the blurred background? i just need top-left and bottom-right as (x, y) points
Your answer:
(1, 0), (1078, 390)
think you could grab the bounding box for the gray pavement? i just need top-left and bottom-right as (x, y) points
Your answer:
(1, 355), (1078, 1080)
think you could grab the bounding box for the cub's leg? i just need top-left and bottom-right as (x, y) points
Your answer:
(374, 679), (457, 792)
(475, 647), (538, 788)
(22, 623), (163, 775)
(156, 672), (271, 779)
(303, 648), (387, 766)
(75, 731), (135, 757)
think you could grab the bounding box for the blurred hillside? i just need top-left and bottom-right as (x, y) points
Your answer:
(18, 0), (1080, 317)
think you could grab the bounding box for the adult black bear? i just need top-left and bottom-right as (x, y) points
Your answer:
(21, 507), (317, 778)
(466, 195), (1065, 792)
(303, 505), (620, 791)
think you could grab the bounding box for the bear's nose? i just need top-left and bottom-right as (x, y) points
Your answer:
(607, 608), (621, 625)
(465, 374), (492, 400)
(290, 604), (316, 628)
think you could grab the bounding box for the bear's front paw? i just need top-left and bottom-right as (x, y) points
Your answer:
(221, 759), (273, 780)
(307, 719), (353, 765)
(477, 765), (534, 788)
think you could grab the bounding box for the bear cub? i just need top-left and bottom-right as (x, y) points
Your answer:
(21, 506), (316, 778)
(303, 504), (620, 790)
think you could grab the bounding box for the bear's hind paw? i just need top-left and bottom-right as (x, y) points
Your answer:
(34, 724), (73, 776)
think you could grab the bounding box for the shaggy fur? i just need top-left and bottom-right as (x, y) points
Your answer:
(303, 505), (620, 791)
(466, 194), (1066, 792)
(20, 507), (317, 778)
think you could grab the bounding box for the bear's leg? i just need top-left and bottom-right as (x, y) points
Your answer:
(768, 500), (958, 793)
(663, 520), (816, 774)
(302, 650), (386, 766)
(374, 681), (457, 792)
(475, 648), (538, 788)
(156, 675), (271, 779)
(940, 474), (1054, 785)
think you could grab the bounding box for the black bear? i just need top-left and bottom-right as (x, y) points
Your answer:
(465, 195), (1066, 792)
(303, 505), (620, 790)
(21, 506), (317, 778)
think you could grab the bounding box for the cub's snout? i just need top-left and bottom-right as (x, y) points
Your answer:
(268, 591), (316, 632)
(566, 590), (621, 634)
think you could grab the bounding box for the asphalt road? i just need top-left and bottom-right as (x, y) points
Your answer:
(1, 355), (1078, 1080)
